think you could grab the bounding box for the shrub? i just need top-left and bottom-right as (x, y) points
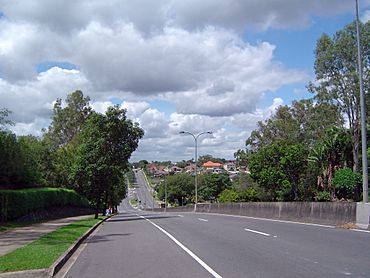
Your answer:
(0, 188), (90, 222)
(315, 191), (331, 202)
(218, 188), (240, 203)
(332, 168), (362, 200)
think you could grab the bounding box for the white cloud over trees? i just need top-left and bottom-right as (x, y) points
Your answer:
(0, 0), (365, 160)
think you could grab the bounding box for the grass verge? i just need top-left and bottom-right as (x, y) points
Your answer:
(0, 222), (27, 232)
(130, 196), (138, 206)
(0, 216), (104, 273)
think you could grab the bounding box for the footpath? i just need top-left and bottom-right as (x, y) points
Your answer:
(0, 215), (92, 257)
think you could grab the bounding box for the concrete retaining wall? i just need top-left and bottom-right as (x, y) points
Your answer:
(159, 202), (357, 226)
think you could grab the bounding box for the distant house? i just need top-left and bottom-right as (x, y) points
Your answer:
(202, 160), (224, 174)
(153, 165), (167, 177)
(185, 164), (196, 174)
(147, 163), (158, 175)
(223, 160), (237, 172)
(169, 165), (183, 174)
(202, 160), (223, 169)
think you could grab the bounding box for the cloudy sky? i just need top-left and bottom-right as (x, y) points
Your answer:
(0, 0), (369, 162)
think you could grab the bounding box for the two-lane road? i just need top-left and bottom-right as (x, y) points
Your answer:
(133, 170), (159, 209)
(64, 200), (370, 278)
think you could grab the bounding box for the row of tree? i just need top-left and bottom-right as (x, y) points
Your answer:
(237, 21), (369, 202)
(142, 21), (369, 206)
(155, 172), (231, 205)
(0, 91), (144, 218)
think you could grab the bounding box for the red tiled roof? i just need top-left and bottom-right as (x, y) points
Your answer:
(202, 161), (222, 168)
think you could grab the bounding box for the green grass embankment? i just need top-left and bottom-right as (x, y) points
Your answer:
(0, 216), (104, 273)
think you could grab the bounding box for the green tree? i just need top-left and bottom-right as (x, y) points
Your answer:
(234, 149), (248, 169)
(0, 108), (13, 131)
(248, 141), (307, 201)
(308, 127), (352, 198)
(156, 173), (193, 205)
(17, 135), (45, 185)
(218, 188), (240, 203)
(71, 106), (144, 218)
(198, 155), (225, 166)
(45, 90), (92, 148)
(332, 168), (362, 200)
(0, 132), (22, 184)
(309, 21), (370, 173)
(198, 173), (231, 201)
(246, 99), (342, 151)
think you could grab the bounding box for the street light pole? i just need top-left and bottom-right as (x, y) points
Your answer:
(152, 188), (154, 212)
(355, 0), (368, 203)
(164, 174), (167, 213)
(179, 131), (213, 212)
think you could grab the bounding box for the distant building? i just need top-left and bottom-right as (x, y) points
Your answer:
(223, 160), (236, 172)
(169, 165), (183, 174)
(202, 160), (223, 169)
(185, 164), (196, 174)
(202, 160), (224, 174)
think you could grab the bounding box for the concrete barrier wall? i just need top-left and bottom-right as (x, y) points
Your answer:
(159, 202), (357, 225)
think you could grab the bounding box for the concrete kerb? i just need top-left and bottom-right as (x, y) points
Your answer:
(0, 215), (112, 278)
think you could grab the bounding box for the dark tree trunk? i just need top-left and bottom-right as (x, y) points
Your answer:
(352, 126), (360, 173)
(95, 197), (101, 219)
(94, 206), (99, 219)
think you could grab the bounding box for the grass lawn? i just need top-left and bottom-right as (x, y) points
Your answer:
(0, 217), (104, 273)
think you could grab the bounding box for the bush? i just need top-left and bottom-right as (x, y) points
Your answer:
(218, 189), (240, 203)
(315, 191), (331, 202)
(0, 188), (90, 222)
(332, 168), (362, 200)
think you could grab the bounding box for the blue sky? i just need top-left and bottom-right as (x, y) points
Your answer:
(0, 0), (369, 162)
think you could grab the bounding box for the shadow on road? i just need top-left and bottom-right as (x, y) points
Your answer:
(108, 213), (178, 223)
(88, 233), (133, 243)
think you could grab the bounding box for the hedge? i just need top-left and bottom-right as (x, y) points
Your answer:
(0, 188), (90, 222)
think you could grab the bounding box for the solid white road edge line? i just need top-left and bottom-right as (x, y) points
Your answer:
(198, 218), (209, 222)
(350, 228), (370, 234)
(138, 215), (222, 278)
(244, 228), (270, 237)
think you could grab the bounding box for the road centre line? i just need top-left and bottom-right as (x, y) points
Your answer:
(198, 218), (209, 222)
(244, 228), (271, 237)
(138, 214), (222, 278)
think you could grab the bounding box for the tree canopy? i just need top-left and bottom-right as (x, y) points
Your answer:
(45, 90), (92, 148)
(309, 20), (369, 173)
(71, 106), (144, 218)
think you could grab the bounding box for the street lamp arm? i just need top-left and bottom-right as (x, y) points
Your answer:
(179, 131), (213, 140)
(179, 131), (196, 140)
(195, 131), (213, 140)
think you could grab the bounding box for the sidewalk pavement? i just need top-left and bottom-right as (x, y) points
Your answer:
(0, 215), (93, 257)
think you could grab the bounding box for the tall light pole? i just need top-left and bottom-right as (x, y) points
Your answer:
(355, 0), (368, 203)
(179, 131), (213, 212)
(164, 174), (167, 213)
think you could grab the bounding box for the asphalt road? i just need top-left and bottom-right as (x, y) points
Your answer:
(64, 199), (370, 278)
(133, 170), (159, 209)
